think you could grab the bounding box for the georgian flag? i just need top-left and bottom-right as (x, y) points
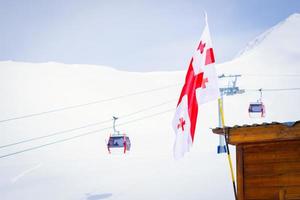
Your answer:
(173, 16), (220, 159)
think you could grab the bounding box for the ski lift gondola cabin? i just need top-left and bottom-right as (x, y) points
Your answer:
(107, 134), (131, 154)
(248, 102), (265, 117)
(107, 116), (131, 154)
(248, 89), (266, 118)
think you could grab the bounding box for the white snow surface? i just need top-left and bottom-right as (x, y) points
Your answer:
(0, 13), (300, 200)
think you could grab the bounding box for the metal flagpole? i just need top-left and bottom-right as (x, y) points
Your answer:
(218, 98), (238, 200)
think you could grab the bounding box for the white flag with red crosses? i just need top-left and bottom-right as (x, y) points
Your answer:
(173, 16), (220, 159)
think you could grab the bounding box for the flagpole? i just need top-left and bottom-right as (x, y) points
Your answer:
(218, 98), (238, 200)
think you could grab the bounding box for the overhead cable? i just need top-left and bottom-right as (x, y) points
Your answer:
(0, 84), (178, 124)
(244, 87), (300, 92)
(0, 99), (176, 149)
(240, 73), (300, 77)
(0, 108), (174, 159)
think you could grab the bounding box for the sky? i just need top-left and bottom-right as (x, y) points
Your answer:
(0, 0), (299, 72)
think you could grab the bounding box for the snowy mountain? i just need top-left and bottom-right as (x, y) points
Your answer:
(0, 13), (300, 200)
(232, 13), (300, 74)
(237, 13), (300, 58)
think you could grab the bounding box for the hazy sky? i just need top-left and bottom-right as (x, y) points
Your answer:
(0, 0), (299, 71)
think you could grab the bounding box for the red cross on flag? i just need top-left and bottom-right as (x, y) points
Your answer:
(172, 16), (220, 159)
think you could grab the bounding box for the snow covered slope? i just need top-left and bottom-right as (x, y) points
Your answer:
(233, 13), (300, 74)
(0, 13), (300, 200)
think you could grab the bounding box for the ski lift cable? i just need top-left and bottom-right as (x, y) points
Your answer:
(120, 99), (176, 118)
(0, 120), (112, 149)
(0, 84), (179, 124)
(240, 73), (300, 77)
(1, 86), (300, 158)
(1, 86), (299, 149)
(219, 73), (300, 78)
(0, 99), (176, 149)
(244, 87), (300, 92)
(0, 108), (174, 159)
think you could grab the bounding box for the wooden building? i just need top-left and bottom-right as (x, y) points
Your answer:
(213, 121), (300, 200)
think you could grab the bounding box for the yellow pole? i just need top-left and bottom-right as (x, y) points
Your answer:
(218, 98), (225, 127)
(218, 98), (238, 200)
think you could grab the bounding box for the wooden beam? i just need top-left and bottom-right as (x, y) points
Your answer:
(212, 122), (300, 145)
(221, 123), (300, 145)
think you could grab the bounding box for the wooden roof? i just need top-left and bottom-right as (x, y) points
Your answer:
(212, 121), (300, 145)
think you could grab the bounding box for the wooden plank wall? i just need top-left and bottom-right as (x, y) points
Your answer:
(240, 140), (300, 200)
